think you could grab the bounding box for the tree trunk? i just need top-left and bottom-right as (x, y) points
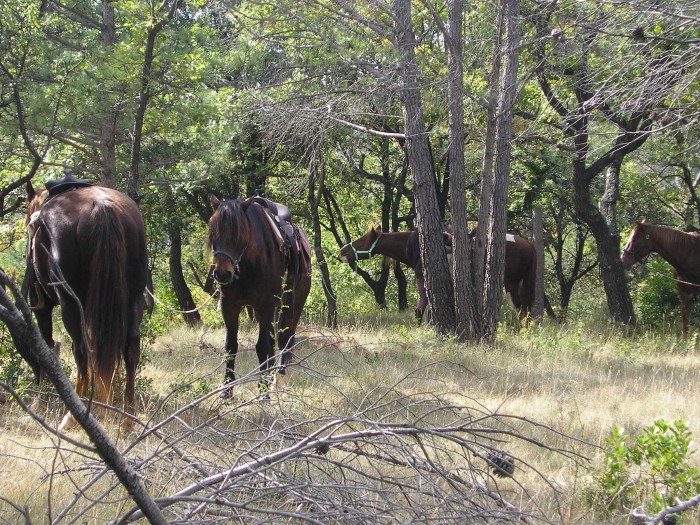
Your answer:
(99, 0), (117, 187)
(309, 155), (338, 328)
(392, 0), (455, 335)
(573, 163), (636, 325)
(483, 0), (520, 342)
(475, 0), (505, 319)
(167, 197), (202, 326)
(128, 1), (180, 201)
(446, 0), (478, 341)
(532, 207), (545, 323)
(391, 158), (411, 311)
(599, 156), (622, 239)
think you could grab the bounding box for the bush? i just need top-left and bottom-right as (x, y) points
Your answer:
(631, 259), (700, 333)
(591, 420), (700, 520)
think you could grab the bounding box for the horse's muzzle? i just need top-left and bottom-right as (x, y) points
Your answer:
(213, 268), (235, 285)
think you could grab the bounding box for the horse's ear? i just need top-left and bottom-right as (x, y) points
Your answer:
(639, 218), (648, 225)
(210, 195), (221, 210)
(372, 225), (382, 234)
(27, 180), (36, 201)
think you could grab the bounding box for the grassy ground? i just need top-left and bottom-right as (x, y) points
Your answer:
(1, 308), (699, 523)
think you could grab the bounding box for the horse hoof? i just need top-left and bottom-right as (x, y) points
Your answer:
(58, 412), (78, 432)
(274, 372), (287, 390)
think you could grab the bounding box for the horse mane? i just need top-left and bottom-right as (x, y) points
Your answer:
(646, 223), (700, 253)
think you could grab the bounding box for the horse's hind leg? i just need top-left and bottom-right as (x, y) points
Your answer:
(120, 303), (143, 431)
(505, 281), (527, 323)
(677, 286), (690, 337)
(56, 298), (92, 431)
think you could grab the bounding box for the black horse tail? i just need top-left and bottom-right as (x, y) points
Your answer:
(520, 242), (537, 315)
(84, 204), (128, 388)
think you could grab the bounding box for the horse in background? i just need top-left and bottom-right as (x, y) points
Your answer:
(25, 180), (148, 431)
(207, 195), (312, 394)
(339, 226), (537, 321)
(621, 220), (700, 336)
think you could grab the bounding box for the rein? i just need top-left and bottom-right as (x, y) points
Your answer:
(144, 286), (219, 314)
(675, 278), (700, 289)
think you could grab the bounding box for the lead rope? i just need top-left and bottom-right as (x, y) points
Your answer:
(143, 286), (219, 314)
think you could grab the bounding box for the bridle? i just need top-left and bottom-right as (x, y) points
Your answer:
(621, 232), (650, 263)
(213, 246), (247, 281)
(344, 234), (380, 260)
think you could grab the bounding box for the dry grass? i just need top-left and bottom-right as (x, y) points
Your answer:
(1, 312), (699, 523)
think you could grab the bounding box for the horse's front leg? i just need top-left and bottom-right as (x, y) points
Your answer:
(676, 284), (691, 338)
(221, 300), (242, 397)
(29, 304), (56, 384)
(253, 305), (276, 393)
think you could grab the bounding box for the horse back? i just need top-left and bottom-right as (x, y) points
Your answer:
(37, 187), (147, 286)
(504, 235), (536, 281)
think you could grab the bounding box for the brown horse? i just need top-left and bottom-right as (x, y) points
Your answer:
(25, 183), (148, 431)
(339, 226), (537, 321)
(208, 196), (312, 394)
(621, 220), (700, 336)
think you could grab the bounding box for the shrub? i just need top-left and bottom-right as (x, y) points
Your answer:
(591, 420), (700, 520)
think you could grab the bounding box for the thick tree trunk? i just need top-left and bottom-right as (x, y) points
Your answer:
(447, 0), (478, 341)
(483, 0), (520, 341)
(573, 162), (636, 325)
(475, 1), (505, 318)
(392, 0), (455, 335)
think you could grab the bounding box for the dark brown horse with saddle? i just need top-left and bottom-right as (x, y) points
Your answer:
(339, 226), (537, 321)
(621, 220), (700, 336)
(25, 178), (148, 431)
(208, 195), (312, 394)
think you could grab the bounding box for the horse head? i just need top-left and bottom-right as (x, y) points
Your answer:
(339, 226), (382, 263)
(208, 195), (250, 286)
(621, 219), (652, 270)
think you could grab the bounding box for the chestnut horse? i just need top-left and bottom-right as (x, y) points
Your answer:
(339, 226), (536, 321)
(25, 182), (148, 431)
(208, 196), (312, 394)
(621, 220), (700, 336)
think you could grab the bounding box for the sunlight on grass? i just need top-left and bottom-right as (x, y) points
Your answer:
(2, 311), (699, 523)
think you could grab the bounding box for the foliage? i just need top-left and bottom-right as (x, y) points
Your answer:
(629, 258), (700, 333)
(591, 420), (700, 518)
(0, 325), (32, 392)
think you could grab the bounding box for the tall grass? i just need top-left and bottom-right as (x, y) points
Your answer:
(1, 308), (699, 523)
